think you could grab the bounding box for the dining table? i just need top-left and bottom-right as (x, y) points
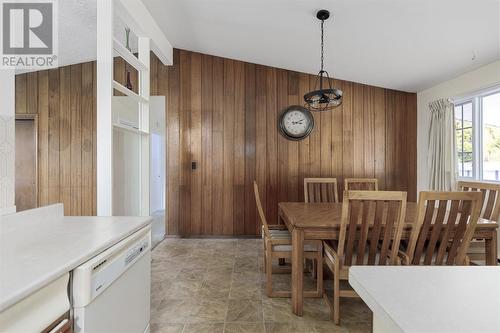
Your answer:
(278, 202), (499, 316)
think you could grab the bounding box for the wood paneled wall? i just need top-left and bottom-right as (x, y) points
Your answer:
(147, 50), (417, 236)
(15, 49), (417, 235)
(15, 62), (97, 216)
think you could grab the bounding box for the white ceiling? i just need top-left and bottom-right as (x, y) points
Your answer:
(54, 0), (499, 92)
(142, 0), (500, 92)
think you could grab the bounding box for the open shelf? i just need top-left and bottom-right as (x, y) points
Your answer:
(113, 80), (149, 103)
(113, 123), (149, 135)
(113, 38), (149, 72)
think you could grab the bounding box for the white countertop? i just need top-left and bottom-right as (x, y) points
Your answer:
(349, 266), (500, 333)
(0, 204), (152, 312)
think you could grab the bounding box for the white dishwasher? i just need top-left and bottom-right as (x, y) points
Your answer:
(72, 226), (151, 333)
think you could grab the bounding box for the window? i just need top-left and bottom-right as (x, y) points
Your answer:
(454, 88), (500, 181)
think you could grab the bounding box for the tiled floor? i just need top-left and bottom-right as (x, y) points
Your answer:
(150, 238), (371, 333)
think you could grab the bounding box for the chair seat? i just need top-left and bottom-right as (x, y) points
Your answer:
(272, 243), (320, 252)
(324, 241), (387, 266)
(269, 229), (291, 238)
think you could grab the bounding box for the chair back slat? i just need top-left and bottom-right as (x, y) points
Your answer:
(378, 201), (400, 265)
(338, 191), (407, 267)
(304, 178), (339, 203)
(344, 200), (362, 266)
(254, 181), (269, 237)
(412, 200), (436, 263)
(407, 191), (482, 265)
(458, 180), (500, 222)
(367, 201), (388, 264)
(483, 190), (497, 219)
(344, 178), (379, 191)
(435, 200), (460, 264)
(356, 201), (375, 265)
(423, 200), (448, 265)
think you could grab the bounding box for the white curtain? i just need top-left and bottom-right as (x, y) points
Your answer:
(428, 98), (457, 191)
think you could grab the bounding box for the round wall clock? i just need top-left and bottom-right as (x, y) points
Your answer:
(278, 105), (314, 141)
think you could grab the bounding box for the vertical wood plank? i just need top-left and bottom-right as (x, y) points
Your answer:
(179, 50), (191, 235)
(320, 79), (332, 177)
(15, 74), (27, 114)
(244, 63), (256, 235)
(92, 62), (97, 215)
(190, 53), (202, 234)
(407, 93), (417, 201)
(81, 62), (94, 215)
(70, 64), (82, 216)
(385, 90), (396, 190)
(37, 70), (49, 206)
(287, 72), (299, 202)
(277, 70), (289, 205)
(363, 85), (375, 178)
(266, 68), (278, 223)
(233, 61), (246, 234)
(166, 50), (180, 234)
(212, 57), (224, 235)
(308, 75), (321, 178)
(26, 72), (38, 115)
(48, 69), (60, 204)
(331, 79), (343, 186)
(353, 83), (364, 177)
(342, 81), (354, 198)
(59, 66), (71, 215)
(222, 59), (235, 235)
(374, 87), (386, 190)
(396, 91), (408, 192)
(255, 65), (267, 234)
(201, 54), (213, 234)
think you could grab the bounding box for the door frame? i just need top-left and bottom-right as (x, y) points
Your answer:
(15, 113), (38, 207)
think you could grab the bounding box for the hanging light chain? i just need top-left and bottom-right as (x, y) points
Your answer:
(320, 19), (324, 73)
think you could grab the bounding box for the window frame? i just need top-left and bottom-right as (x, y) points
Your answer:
(454, 99), (475, 179)
(454, 85), (500, 183)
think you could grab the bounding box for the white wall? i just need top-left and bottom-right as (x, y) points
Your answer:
(0, 69), (16, 215)
(417, 60), (500, 193)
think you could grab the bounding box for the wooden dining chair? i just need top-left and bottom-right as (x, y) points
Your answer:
(304, 178), (339, 203)
(404, 191), (482, 266)
(344, 178), (379, 191)
(323, 190), (407, 324)
(254, 181), (323, 298)
(458, 181), (500, 263)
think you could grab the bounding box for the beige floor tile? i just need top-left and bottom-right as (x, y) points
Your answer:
(151, 299), (193, 324)
(183, 323), (225, 333)
(188, 298), (229, 323)
(150, 323), (184, 333)
(226, 300), (263, 322)
(229, 280), (262, 300)
(264, 321), (311, 333)
(224, 322), (266, 333)
(162, 280), (202, 298)
(198, 279), (231, 298)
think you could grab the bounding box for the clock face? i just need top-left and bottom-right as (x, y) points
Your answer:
(279, 106), (314, 140)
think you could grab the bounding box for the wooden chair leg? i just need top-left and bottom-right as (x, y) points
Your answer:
(266, 247), (274, 297)
(316, 253), (323, 298)
(333, 263), (340, 325)
(263, 246), (267, 274)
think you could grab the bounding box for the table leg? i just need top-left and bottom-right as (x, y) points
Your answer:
(292, 228), (304, 316)
(485, 231), (498, 266)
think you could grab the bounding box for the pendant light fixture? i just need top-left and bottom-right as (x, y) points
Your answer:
(304, 10), (343, 112)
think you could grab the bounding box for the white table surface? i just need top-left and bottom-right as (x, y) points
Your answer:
(0, 204), (152, 312)
(349, 266), (500, 333)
